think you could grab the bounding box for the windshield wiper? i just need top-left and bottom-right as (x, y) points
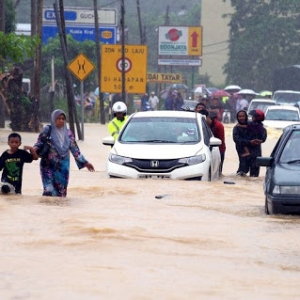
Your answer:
(287, 159), (300, 164)
(142, 140), (177, 143)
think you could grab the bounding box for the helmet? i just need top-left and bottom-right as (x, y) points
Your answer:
(249, 109), (265, 122)
(112, 101), (127, 114)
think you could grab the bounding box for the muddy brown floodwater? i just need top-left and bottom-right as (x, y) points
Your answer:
(1, 122), (299, 300)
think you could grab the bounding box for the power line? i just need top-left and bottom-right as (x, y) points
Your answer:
(203, 40), (229, 48)
(204, 47), (229, 55)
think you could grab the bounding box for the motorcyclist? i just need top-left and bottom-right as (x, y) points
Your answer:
(107, 101), (128, 141)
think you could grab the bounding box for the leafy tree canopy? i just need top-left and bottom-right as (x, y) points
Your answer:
(223, 0), (300, 91)
(0, 32), (40, 72)
(5, 0), (16, 33)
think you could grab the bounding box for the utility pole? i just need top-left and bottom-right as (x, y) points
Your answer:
(136, 0), (143, 45)
(93, 0), (104, 124)
(0, 0), (5, 33)
(31, 0), (43, 132)
(120, 0), (126, 102)
(0, 0), (5, 128)
(54, 0), (81, 139)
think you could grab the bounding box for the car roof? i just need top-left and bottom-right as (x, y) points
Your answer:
(266, 105), (299, 111)
(274, 90), (300, 94)
(249, 98), (276, 104)
(131, 110), (198, 118)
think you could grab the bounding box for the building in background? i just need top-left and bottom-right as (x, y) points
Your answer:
(200, 0), (233, 86)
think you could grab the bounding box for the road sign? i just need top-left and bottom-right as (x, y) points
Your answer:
(68, 53), (95, 81)
(43, 7), (117, 25)
(101, 45), (147, 94)
(158, 58), (202, 66)
(42, 26), (116, 44)
(158, 26), (202, 56)
(147, 73), (182, 83)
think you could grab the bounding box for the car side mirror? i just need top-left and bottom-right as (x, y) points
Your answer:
(256, 156), (273, 167)
(209, 136), (221, 147)
(102, 136), (114, 146)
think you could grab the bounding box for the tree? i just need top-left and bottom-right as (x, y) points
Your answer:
(223, 0), (300, 91)
(0, 31), (40, 130)
(5, 0), (16, 33)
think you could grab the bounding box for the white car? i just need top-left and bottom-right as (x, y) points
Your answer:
(102, 111), (222, 181)
(247, 98), (276, 118)
(264, 105), (300, 129)
(273, 90), (300, 106)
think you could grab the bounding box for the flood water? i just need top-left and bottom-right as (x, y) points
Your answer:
(1, 123), (300, 299)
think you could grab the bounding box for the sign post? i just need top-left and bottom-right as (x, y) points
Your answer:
(67, 53), (95, 140)
(101, 44), (147, 94)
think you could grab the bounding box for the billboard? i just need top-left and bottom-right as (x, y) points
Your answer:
(158, 26), (202, 56)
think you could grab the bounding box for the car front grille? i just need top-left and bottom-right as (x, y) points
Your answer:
(124, 158), (185, 173)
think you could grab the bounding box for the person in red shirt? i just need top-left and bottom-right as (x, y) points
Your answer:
(208, 111), (226, 174)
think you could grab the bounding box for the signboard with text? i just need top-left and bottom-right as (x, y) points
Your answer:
(42, 7), (117, 44)
(158, 26), (202, 56)
(101, 45), (147, 93)
(42, 26), (116, 44)
(43, 7), (117, 25)
(158, 58), (202, 66)
(147, 73), (182, 83)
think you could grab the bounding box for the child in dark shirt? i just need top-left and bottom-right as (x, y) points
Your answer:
(0, 133), (38, 194)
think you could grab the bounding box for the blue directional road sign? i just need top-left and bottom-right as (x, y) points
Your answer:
(42, 26), (116, 44)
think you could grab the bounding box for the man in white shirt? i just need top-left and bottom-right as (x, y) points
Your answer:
(149, 92), (160, 110)
(236, 94), (248, 113)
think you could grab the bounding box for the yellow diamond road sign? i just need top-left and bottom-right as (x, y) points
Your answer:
(68, 53), (95, 81)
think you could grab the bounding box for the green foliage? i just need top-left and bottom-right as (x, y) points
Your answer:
(0, 33), (40, 72)
(5, 0), (16, 33)
(223, 0), (300, 91)
(41, 35), (97, 94)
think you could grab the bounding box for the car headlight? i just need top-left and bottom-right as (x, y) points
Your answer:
(178, 154), (206, 165)
(273, 185), (300, 195)
(109, 153), (133, 165)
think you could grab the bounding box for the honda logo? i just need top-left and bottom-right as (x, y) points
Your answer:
(150, 160), (159, 168)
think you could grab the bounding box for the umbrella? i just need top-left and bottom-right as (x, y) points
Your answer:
(224, 85), (241, 92)
(171, 83), (188, 91)
(260, 90), (273, 97)
(237, 89), (257, 95)
(211, 89), (231, 98)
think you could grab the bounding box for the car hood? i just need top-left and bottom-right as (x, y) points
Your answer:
(264, 120), (300, 129)
(273, 162), (300, 185)
(112, 142), (204, 159)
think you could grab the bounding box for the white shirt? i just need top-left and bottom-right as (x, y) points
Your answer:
(149, 95), (159, 110)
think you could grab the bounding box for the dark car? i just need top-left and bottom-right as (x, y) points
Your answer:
(257, 124), (300, 214)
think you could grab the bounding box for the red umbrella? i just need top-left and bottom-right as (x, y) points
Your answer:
(211, 89), (231, 98)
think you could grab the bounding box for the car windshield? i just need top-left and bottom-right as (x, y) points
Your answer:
(248, 102), (275, 113)
(273, 92), (300, 104)
(280, 130), (300, 163)
(120, 116), (200, 143)
(265, 109), (300, 121)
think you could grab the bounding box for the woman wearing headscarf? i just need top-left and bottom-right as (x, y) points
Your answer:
(34, 109), (94, 197)
(232, 110), (251, 176)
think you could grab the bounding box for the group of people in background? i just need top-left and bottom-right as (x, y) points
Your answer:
(192, 95), (267, 178)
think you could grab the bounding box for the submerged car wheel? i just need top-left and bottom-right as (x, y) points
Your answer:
(265, 197), (270, 215)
